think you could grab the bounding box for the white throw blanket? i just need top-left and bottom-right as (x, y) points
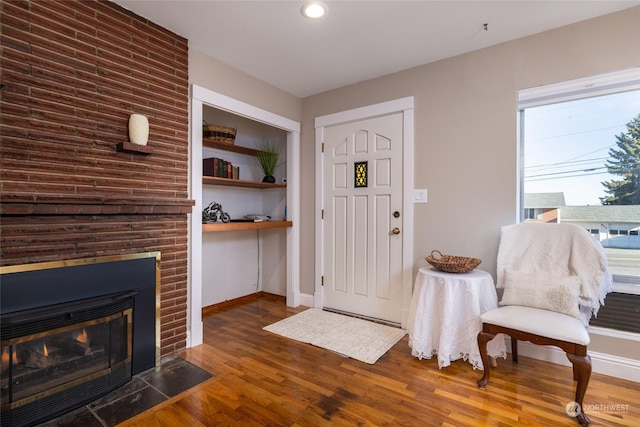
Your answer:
(496, 222), (613, 326)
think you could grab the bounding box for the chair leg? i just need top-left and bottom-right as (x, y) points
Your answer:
(566, 353), (592, 426)
(476, 331), (495, 389)
(511, 337), (518, 363)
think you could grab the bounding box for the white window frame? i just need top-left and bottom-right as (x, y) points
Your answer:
(517, 67), (640, 295)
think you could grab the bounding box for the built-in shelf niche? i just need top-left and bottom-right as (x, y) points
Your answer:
(190, 84), (301, 349)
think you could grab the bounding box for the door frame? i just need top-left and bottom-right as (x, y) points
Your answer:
(314, 97), (414, 328)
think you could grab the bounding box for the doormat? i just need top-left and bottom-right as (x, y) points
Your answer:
(263, 308), (406, 364)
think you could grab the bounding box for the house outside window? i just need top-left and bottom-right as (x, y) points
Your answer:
(518, 68), (640, 333)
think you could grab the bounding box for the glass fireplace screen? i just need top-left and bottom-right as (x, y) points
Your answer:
(1, 292), (133, 425)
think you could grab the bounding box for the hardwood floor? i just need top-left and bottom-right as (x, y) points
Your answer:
(119, 295), (639, 426)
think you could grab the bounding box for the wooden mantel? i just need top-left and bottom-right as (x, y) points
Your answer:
(0, 194), (195, 215)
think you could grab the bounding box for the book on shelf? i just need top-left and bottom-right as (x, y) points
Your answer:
(203, 157), (240, 180)
(203, 157), (214, 177)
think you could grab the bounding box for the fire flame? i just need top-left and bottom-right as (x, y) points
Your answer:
(76, 329), (89, 344)
(43, 343), (49, 357)
(1, 349), (8, 372)
(1, 348), (18, 366)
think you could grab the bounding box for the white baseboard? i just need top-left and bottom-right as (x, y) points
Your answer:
(299, 292), (314, 308)
(506, 337), (640, 383)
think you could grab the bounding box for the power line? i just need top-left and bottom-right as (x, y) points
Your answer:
(565, 144), (616, 162)
(526, 170), (611, 182)
(525, 125), (626, 143)
(525, 142), (616, 170)
(526, 157), (609, 171)
(525, 166), (609, 179)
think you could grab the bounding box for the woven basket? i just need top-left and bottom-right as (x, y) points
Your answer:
(203, 122), (237, 145)
(425, 250), (481, 274)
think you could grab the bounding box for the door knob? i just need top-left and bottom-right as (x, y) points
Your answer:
(392, 227), (400, 235)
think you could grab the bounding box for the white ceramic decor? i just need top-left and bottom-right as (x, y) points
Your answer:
(128, 114), (149, 146)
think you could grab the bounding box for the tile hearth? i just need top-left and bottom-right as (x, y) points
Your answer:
(38, 358), (212, 427)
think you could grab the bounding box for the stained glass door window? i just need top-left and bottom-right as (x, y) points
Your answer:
(355, 161), (367, 188)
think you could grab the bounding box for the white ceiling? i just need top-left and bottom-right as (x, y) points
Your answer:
(112, 1), (639, 98)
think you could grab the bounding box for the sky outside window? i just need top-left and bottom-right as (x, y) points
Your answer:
(524, 90), (640, 206)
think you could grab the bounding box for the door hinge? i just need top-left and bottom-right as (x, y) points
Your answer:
(321, 142), (325, 153)
(321, 276), (324, 286)
(321, 209), (324, 219)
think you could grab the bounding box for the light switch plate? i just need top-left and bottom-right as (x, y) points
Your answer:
(413, 189), (427, 204)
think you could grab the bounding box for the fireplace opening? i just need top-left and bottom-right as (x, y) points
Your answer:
(1, 291), (134, 427)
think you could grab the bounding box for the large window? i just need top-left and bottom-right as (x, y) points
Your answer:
(518, 69), (640, 331)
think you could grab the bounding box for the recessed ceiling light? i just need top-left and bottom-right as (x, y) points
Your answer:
(301, 1), (327, 19)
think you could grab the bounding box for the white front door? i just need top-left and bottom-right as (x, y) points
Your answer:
(321, 112), (404, 324)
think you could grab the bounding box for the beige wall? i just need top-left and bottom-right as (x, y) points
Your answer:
(300, 7), (640, 295)
(189, 50), (301, 122)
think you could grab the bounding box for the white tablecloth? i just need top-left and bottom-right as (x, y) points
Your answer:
(407, 267), (506, 369)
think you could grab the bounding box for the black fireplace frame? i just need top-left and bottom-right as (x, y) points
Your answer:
(0, 252), (161, 375)
(1, 291), (135, 427)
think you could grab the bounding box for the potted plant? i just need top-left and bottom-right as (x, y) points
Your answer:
(255, 140), (281, 183)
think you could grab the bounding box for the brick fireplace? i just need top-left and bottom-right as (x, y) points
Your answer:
(0, 0), (193, 364)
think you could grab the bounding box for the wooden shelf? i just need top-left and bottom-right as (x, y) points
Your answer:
(202, 176), (286, 189)
(202, 220), (292, 232)
(203, 139), (257, 156)
(117, 141), (153, 155)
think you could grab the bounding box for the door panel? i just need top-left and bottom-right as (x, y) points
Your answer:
(332, 195), (347, 293)
(322, 112), (403, 323)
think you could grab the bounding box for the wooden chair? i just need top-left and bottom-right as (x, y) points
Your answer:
(476, 222), (612, 426)
(477, 306), (592, 425)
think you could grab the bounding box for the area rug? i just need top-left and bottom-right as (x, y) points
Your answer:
(263, 309), (406, 364)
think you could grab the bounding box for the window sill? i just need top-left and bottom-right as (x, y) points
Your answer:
(612, 278), (640, 295)
(588, 326), (640, 342)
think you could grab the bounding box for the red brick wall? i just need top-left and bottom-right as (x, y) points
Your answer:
(0, 0), (192, 357)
